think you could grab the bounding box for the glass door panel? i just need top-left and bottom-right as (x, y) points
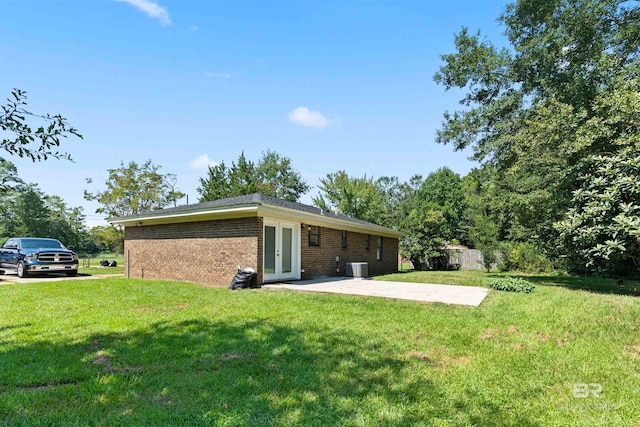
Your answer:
(264, 225), (276, 275)
(281, 227), (292, 274)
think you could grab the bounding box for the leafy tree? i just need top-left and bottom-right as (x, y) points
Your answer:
(46, 195), (86, 249)
(399, 201), (448, 271)
(313, 171), (405, 227)
(555, 149), (640, 276)
(0, 182), (87, 249)
(1, 88), (82, 163)
(197, 150), (309, 202)
(255, 150), (311, 201)
(0, 157), (23, 194)
(418, 167), (467, 242)
(198, 161), (233, 202)
(435, 0), (640, 259)
(90, 225), (125, 254)
(13, 185), (51, 238)
(85, 160), (184, 218)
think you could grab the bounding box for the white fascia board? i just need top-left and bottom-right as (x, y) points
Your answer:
(257, 205), (403, 238)
(109, 206), (258, 227)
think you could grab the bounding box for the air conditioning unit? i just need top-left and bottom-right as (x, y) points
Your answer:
(346, 262), (368, 278)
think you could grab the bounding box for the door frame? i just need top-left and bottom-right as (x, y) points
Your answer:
(263, 219), (301, 282)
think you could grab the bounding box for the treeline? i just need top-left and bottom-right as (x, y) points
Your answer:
(192, 151), (555, 273)
(0, 159), (122, 255)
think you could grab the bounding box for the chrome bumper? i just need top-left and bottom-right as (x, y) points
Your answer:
(25, 263), (79, 272)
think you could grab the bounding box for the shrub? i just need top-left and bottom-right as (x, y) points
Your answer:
(498, 242), (554, 273)
(487, 277), (535, 293)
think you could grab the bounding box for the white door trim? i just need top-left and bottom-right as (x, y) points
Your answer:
(263, 219), (300, 282)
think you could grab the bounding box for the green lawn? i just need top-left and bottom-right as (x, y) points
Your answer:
(78, 266), (124, 276)
(78, 253), (125, 268)
(77, 253), (125, 276)
(1, 272), (639, 426)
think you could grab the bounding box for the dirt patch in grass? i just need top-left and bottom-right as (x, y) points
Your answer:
(537, 333), (551, 343)
(88, 339), (102, 350)
(480, 329), (500, 340)
(556, 333), (576, 347)
(625, 344), (640, 357)
(217, 352), (254, 362)
(17, 379), (79, 392)
(408, 349), (433, 362)
(92, 355), (110, 365)
(175, 304), (189, 310)
(507, 325), (519, 333)
(512, 343), (524, 350)
(408, 348), (472, 367)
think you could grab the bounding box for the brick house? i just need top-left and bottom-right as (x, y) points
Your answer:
(110, 193), (402, 286)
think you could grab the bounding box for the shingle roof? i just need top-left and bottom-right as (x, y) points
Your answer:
(110, 193), (400, 233)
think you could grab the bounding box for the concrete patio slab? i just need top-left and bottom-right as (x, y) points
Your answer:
(263, 277), (489, 306)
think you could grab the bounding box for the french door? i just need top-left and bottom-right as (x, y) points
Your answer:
(263, 220), (300, 281)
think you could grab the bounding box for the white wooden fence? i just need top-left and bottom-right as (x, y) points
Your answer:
(444, 248), (498, 271)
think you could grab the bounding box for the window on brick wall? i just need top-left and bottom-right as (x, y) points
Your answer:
(376, 236), (383, 261)
(366, 234), (371, 250)
(309, 225), (320, 246)
(341, 230), (348, 248)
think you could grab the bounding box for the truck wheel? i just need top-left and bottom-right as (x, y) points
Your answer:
(17, 261), (28, 278)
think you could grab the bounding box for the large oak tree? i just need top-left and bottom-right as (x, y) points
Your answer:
(435, 0), (639, 273)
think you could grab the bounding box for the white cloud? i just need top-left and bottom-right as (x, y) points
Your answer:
(189, 25), (199, 32)
(189, 155), (219, 170)
(114, 0), (172, 26)
(205, 71), (231, 79)
(288, 106), (333, 129)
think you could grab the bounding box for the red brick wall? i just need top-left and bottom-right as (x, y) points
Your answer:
(300, 226), (398, 279)
(124, 217), (260, 286)
(124, 217), (398, 285)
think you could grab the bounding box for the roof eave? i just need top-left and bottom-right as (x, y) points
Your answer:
(108, 205), (259, 227)
(109, 202), (404, 238)
(256, 205), (403, 238)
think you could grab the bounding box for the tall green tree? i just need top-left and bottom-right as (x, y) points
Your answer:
(399, 205), (447, 271)
(90, 225), (125, 254)
(418, 167), (467, 242)
(435, 0), (640, 261)
(312, 171), (401, 227)
(0, 157), (23, 194)
(197, 150), (309, 202)
(84, 160), (184, 218)
(0, 183), (87, 248)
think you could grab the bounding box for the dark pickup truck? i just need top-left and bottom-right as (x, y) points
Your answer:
(0, 238), (79, 278)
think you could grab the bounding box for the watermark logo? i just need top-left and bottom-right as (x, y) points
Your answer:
(573, 383), (602, 398)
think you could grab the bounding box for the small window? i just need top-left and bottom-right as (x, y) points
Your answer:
(366, 234), (371, 250)
(309, 226), (320, 246)
(376, 236), (383, 261)
(341, 230), (348, 248)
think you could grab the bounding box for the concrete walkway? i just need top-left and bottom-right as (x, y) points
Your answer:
(0, 272), (121, 284)
(263, 277), (489, 307)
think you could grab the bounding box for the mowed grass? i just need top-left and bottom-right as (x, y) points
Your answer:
(1, 273), (639, 426)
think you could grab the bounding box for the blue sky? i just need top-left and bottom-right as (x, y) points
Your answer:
(1, 0), (509, 226)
